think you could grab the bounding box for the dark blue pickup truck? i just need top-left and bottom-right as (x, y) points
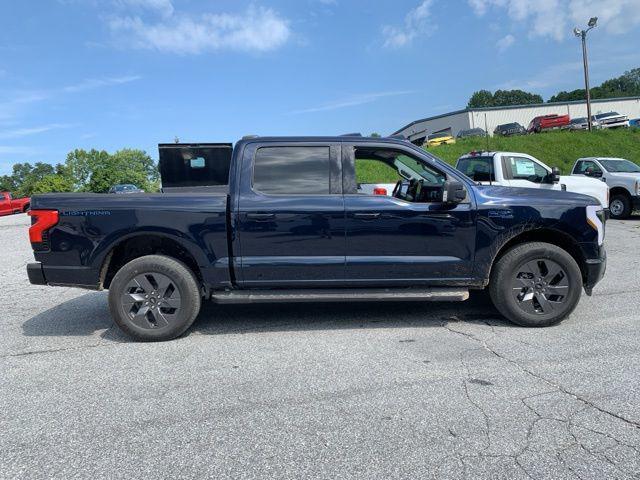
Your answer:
(27, 136), (607, 341)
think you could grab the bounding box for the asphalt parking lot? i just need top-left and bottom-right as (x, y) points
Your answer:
(2, 213), (640, 479)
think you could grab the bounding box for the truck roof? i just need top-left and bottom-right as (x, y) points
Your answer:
(236, 135), (411, 145)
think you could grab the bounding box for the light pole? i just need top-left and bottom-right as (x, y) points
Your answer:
(573, 17), (598, 131)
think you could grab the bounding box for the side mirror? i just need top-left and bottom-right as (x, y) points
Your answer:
(548, 166), (561, 184)
(443, 180), (466, 204)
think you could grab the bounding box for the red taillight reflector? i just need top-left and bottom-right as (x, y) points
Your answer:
(28, 210), (59, 243)
(373, 187), (387, 195)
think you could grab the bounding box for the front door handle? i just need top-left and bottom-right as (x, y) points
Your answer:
(246, 213), (276, 221)
(353, 212), (381, 220)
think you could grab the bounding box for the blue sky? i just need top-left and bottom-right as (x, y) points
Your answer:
(1, 0), (640, 173)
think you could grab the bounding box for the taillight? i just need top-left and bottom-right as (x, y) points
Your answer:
(28, 210), (59, 244)
(373, 187), (388, 195)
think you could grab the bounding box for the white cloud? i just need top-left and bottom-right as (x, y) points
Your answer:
(290, 91), (414, 114)
(0, 75), (140, 124)
(382, 0), (434, 48)
(496, 33), (515, 52)
(569, 0), (640, 35)
(62, 75), (141, 93)
(468, 0), (640, 40)
(108, 5), (291, 54)
(0, 124), (73, 140)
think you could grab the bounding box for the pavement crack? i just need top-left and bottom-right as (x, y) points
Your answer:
(441, 320), (640, 432)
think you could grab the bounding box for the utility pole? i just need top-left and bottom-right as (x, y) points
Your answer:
(574, 17), (598, 131)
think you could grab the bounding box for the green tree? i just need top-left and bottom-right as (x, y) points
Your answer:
(467, 89), (543, 108)
(0, 174), (17, 192)
(492, 89), (543, 106)
(548, 67), (640, 102)
(86, 149), (158, 193)
(467, 89), (494, 108)
(370, 132), (381, 137)
(63, 149), (110, 192)
(30, 174), (75, 194)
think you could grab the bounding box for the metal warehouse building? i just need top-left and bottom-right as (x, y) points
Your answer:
(393, 96), (640, 143)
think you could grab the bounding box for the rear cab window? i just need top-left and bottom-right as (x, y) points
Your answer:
(456, 156), (495, 182)
(253, 146), (330, 195)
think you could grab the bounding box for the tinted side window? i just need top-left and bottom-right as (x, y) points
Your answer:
(254, 146), (330, 195)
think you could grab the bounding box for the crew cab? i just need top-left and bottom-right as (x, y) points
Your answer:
(527, 114), (570, 133)
(1, 192), (30, 216)
(27, 136), (607, 341)
(572, 157), (640, 219)
(455, 151), (609, 210)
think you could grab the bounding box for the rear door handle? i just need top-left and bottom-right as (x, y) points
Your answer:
(353, 212), (381, 220)
(246, 213), (276, 221)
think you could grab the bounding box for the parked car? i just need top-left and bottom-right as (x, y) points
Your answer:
(567, 117), (601, 131)
(108, 184), (144, 194)
(455, 151), (609, 210)
(27, 136), (607, 341)
(425, 131), (455, 147)
(629, 118), (640, 128)
(592, 112), (629, 129)
(0, 191), (30, 216)
(494, 122), (526, 136)
(456, 128), (486, 139)
(572, 157), (640, 219)
(527, 114), (571, 133)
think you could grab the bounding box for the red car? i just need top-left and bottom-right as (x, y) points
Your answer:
(527, 114), (571, 133)
(0, 192), (30, 216)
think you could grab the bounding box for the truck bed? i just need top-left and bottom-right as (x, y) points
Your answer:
(30, 192), (231, 289)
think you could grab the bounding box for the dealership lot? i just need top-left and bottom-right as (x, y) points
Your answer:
(2, 213), (640, 479)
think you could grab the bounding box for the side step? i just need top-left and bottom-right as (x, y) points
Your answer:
(211, 287), (469, 304)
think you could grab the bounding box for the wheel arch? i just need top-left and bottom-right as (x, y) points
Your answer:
(99, 232), (205, 290)
(488, 228), (587, 284)
(609, 185), (632, 199)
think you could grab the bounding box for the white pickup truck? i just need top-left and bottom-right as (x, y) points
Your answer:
(571, 157), (640, 219)
(455, 151), (609, 209)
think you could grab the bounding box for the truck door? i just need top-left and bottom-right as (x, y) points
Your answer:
(502, 154), (558, 191)
(342, 143), (476, 284)
(1, 193), (11, 215)
(235, 141), (345, 287)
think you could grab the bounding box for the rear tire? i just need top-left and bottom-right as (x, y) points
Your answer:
(108, 255), (202, 341)
(609, 194), (631, 219)
(489, 242), (582, 327)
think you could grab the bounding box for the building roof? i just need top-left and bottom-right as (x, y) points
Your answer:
(392, 95), (640, 135)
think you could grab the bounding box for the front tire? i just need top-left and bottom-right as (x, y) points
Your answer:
(609, 194), (631, 219)
(489, 242), (582, 327)
(108, 255), (202, 341)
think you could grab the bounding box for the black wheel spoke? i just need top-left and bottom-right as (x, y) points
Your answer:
(120, 272), (182, 331)
(511, 258), (569, 316)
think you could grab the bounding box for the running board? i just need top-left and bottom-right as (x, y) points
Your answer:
(211, 287), (469, 304)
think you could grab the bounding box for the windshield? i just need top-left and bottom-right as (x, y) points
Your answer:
(599, 159), (640, 173)
(595, 112), (618, 119)
(571, 118), (586, 123)
(428, 132), (448, 140)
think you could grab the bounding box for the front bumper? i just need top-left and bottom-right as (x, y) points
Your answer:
(583, 247), (606, 295)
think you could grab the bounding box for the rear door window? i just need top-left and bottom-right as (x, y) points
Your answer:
(253, 146), (330, 195)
